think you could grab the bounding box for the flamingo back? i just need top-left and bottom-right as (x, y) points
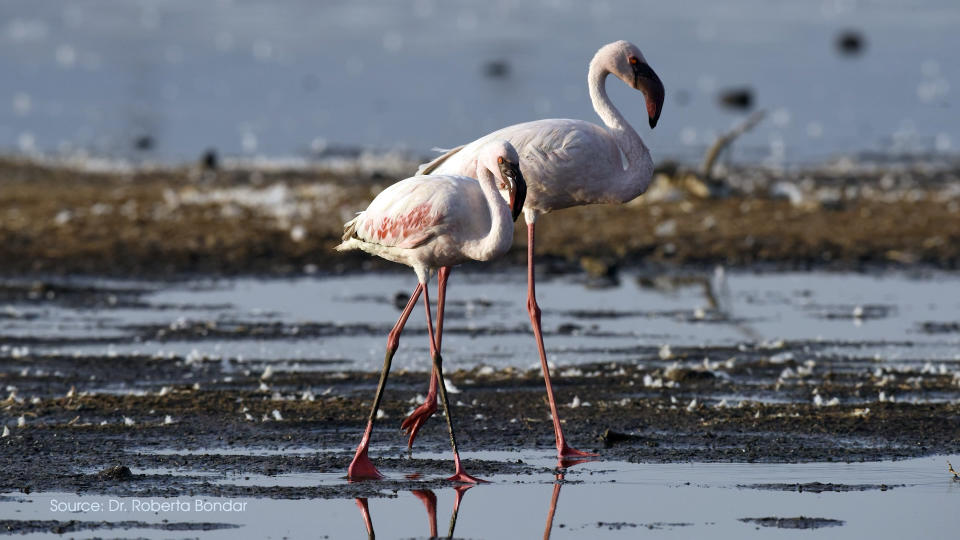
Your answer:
(420, 119), (630, 214)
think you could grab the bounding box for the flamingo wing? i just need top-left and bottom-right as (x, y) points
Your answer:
(349, 177), (461, 249)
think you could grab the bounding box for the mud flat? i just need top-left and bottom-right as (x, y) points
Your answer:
(1, 155), (960, 276)
(1, 349), (958, 537)
(2, 268), (960, 490)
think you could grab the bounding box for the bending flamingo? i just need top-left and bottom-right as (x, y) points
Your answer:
(336, 140), (526, 482)
(403, 40), (665, 460)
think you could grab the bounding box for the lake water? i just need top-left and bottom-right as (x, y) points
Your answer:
(0, 0), (957, 165)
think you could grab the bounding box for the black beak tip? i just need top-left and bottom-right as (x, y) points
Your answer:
(649, 116), (658, 129)
(511, 172), (527, 222)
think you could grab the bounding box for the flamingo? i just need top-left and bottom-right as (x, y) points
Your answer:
(336, 140), (527, 482)
(403, 40), (665, 461)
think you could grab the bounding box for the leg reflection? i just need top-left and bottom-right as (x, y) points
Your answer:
(545, 458), (588, 540)
(355, 498), (374, 540)
(447, 485), (473, 538)
(543, 473), (563, 540)
(356, 483), (475, 538)
(411, 490), (438, 538)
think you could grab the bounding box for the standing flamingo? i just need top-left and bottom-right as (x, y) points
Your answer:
(336, 140), (526, 482)
(402, 40), (664, 461)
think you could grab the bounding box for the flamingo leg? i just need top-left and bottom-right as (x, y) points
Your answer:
(423, 282), (485, 483)
(525, 222), (597, 460)
(348, 283), (424, 479)
(401, 267), (450, 447)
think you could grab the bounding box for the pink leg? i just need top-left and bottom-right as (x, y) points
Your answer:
(348, 283), (424, 479)
(411, 490), (438, 538)
(355, 498), (374, 539)
(401, 267), (450, 447)
(423, 281), (485, 483)
(525, 222), (597, 460)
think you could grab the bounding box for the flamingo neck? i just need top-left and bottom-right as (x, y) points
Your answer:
(462, 165), (513, 261)
(588, 60), (654, 200)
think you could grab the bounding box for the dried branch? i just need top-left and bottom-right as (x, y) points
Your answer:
(701, 110), (767, 179)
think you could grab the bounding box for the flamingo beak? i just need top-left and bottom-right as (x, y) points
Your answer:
(499, 160), (526, 222)
(632, 62), (664, 129)
(511, 167), (527, 222)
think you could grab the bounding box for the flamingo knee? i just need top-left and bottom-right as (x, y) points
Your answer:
(526, 296), (541, 322)
(386, 329), (402, 355)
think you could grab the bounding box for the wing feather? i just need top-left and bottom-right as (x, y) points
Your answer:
(416, 144), (466, 175)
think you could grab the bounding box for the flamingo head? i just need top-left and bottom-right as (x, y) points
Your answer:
(602, 40), (665, 129)
(483, 140), (526, 222)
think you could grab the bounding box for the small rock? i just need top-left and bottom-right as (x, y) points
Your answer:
(97, 465), (133, 481)
(580, 256), (617, 279)
(600, 429), (634, 447)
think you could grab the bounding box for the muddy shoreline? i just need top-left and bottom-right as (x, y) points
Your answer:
(2, 156), (959, 277)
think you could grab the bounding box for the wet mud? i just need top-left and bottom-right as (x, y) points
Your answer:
(740, 516), (845, 529)
(2, 345), (959, 500)
(739, 482), (899, 492)
(1, 519), (238, 535)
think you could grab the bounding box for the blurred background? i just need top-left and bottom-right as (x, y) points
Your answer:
(0, 0), (956, 166)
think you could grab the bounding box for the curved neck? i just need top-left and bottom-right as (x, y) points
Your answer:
(462, 165), (513, 261)
(588, 60), (654, 198)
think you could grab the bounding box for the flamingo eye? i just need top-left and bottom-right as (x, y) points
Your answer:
(629, 56), (638, 65)
(497, 157), (504, 164)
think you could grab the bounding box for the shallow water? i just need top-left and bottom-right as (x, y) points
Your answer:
(3, 454), (958, 538)
(5, 269), (959, 374)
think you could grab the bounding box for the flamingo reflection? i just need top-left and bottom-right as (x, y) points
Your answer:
(543, 463), (572, 540)
(355, 485), (472, 539)
(355, 460), (579, 539)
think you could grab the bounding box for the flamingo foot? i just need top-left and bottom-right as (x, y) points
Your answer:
(558, 442), (598, 460)
(446, 469), (487, 484)
(400, 396), (437, 448)
(347, 447), (383, 480)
